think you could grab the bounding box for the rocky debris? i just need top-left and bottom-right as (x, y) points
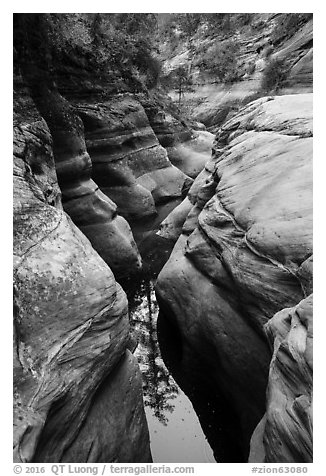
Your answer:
(13, 120), (151, 463)
(77, 94), (192, 218)
(156, 93), (312, 458)
(249, 295), (313, 463)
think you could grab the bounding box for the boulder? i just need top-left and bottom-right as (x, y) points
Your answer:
(156, 93), (313, 458)
(157, 197), (193, 242)
(13, 118), (151, 462)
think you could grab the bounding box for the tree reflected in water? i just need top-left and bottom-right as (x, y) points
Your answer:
(128, 279), (179, 425)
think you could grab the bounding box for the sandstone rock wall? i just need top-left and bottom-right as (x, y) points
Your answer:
(13, 116), (151, 462)
(74, 93), (193, 222)
(138, 92), (193, 148)
(273, 18), (313, 90)
(156, 93), (313, 459)
(249, 295), (313, 463)
(139, 93), (213, 179)
(157, 155), (217, 241)
(27, 87), (142, 279)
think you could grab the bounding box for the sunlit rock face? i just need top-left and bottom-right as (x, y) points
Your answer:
(139, 93), (213, 180)
(77, 94), (192, 220)
(13, 115), (151, 463)
(165, 130), (215, 179)
(138, 92), (193, 148)
(156, 93), (313, 458)
(250, 295), (313, 463)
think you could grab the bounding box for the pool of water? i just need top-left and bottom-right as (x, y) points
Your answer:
(127, 279), (216, 463)
(122, 201), (243, 463)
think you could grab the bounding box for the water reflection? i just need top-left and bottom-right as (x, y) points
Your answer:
(128, 280), (179, 425)
(127, 277), (216, 462)
(124, 201), (217, 462)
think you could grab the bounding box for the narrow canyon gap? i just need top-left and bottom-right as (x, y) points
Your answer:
(13, 13), (312, 464)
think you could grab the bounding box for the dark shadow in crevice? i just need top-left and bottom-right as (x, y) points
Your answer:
(157, 308), (245, 463)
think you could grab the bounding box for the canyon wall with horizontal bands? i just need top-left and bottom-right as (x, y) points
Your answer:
(13, 104), (152, 462)
(16, 78), (143, 280)
(156, 93), (313, 461)
(53, 64), (197, 222)
(17, 51), (198, 278)
(76, 93), (192, 221)
(13, 49), (207, 461)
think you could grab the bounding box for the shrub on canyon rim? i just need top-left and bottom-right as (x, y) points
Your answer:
(261, 57), (289, 92)
(198, 39), (241, 83)
(14, 13), (161, 89)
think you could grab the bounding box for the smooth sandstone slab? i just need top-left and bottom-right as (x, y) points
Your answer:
(219, 94), (312, 139)
(188, 94), (313, 328)
(156, 94), (313, 457)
